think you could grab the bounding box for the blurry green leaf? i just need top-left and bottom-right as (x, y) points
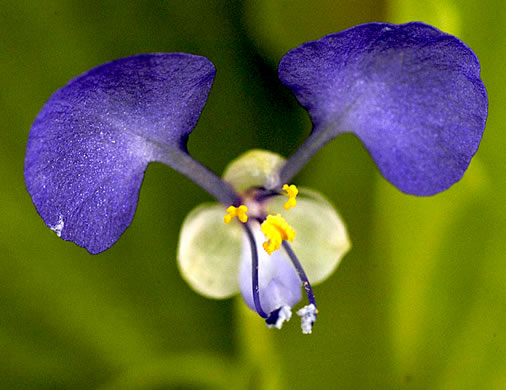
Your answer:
(377, 1), (506, 387)
(244, 0), (387, 63)
(372, 159), (492, 387)
(388, 0), (461, 34)
(97, 353), (244, 390)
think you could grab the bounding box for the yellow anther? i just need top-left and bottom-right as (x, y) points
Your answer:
(260, 214), (296, 255)
(282, 184), (298, 210)
(224, 205), (248, 224)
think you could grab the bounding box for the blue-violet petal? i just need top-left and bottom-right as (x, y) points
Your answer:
(278, 22), (488, 195)
(25, 53), (216, 253)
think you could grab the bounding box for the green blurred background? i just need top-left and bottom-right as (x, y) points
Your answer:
(1, 0), (505, 389)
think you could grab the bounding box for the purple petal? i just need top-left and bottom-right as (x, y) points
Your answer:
(25, 53), (221, 254)
(278, 22), (488, 195)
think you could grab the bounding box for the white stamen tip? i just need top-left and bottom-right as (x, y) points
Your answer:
(266, 305), (292, 330)
(49, 215), (65, 237)
(297, 304), (317, 334)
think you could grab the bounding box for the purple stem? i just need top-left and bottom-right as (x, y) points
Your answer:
(161, 148), (241, 206)
(274, 128), (331, 188)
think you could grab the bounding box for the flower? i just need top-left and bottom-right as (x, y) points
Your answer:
(177, 149), (350, 332)
(24, 22), (487, 333)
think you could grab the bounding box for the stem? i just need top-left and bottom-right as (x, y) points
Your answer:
(96, 353), (242, 390)
(235, 299), (284, 390)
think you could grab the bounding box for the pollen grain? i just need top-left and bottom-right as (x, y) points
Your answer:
(282, 184), (298, 210)
(260, 214), (296, 254)
(224, 205), (248, 224)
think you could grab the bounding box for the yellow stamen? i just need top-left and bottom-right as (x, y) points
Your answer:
(282, 184), (298, 210)
(260, 214), (296, 254)
(224, 205), (248, 224)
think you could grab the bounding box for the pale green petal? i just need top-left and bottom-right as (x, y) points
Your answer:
(222, 149), (285, 192)
(177, 203), (243, 299)
(265, 188), (351, 285)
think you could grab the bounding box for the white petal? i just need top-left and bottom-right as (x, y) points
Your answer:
(222, 149), (285, 192)
(265, 188), (351, 285)
(177, 203), (242, 299)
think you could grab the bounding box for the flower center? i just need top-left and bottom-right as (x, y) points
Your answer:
(221, 182), (318, 333)
(220, 149), (320, 333)
(222, 185), (298, 255)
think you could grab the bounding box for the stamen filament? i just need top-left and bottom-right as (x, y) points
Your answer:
(243, 223), (268, 319)
(282, 241), (318, 333)
(282, 241), (317, 310)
